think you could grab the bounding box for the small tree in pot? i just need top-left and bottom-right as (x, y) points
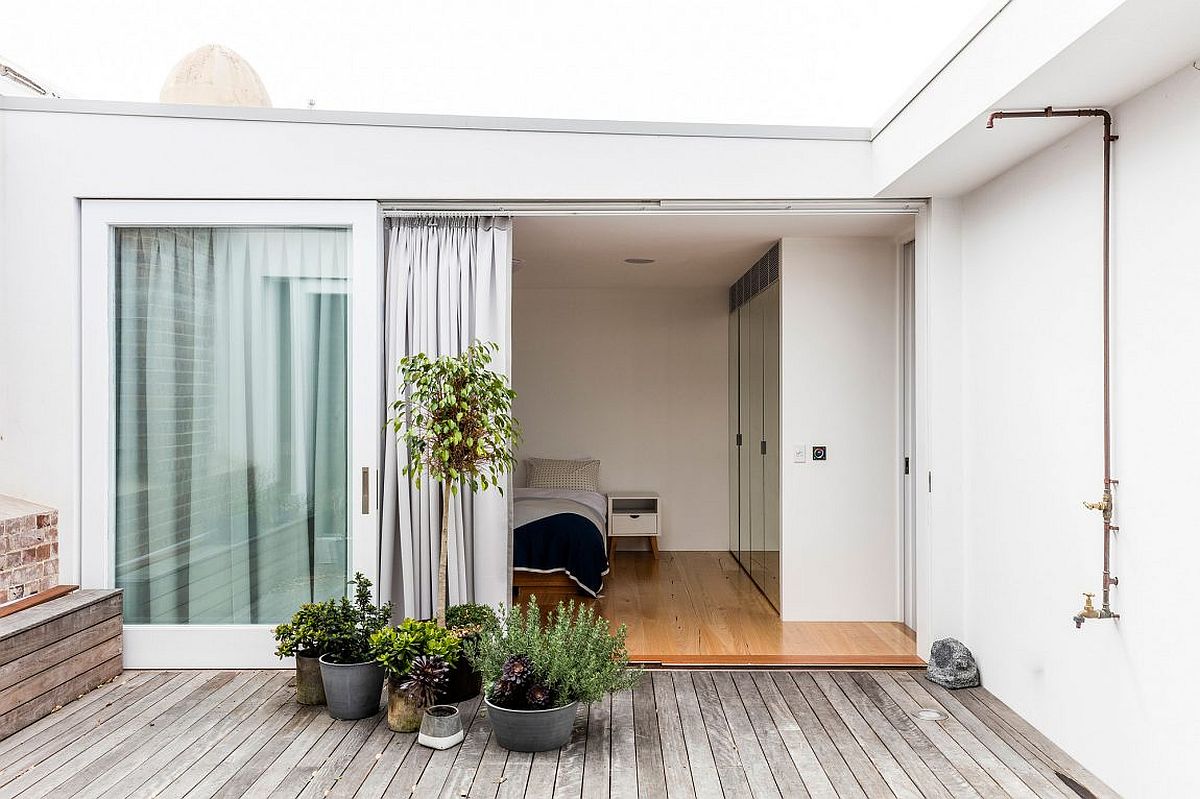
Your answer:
(389, 341), (518, 626)
(318, 573), (392, 720)
(468, 598), (641, 752)
(273, 600), (341, 705)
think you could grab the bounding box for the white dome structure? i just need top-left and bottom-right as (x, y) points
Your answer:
(160, 44), (271, 107)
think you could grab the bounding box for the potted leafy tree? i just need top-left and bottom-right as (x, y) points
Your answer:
(273, 600), (339, 705)
(371, 619), (461, 733)
(318, 573), (392, 720)
(467, 598), (641, 752)
(389, 341), (519, 626)
(442, 602), (499, 703)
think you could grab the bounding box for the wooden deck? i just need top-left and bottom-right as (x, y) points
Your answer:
(0, 669), (1117, 798)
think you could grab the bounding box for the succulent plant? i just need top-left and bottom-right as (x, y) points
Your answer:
(399, 654), (450, 709)
(525, 681), (555, 709)
(501, 654), (533, 686)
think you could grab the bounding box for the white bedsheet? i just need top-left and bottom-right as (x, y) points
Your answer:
(513, 487), (608, 524)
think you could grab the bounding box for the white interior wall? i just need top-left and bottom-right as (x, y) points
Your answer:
(955, 64), (1200, 797)
(512, 286), (728, 551)
(778, 237), (900, 620)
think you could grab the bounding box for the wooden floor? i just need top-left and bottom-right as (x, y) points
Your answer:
(0, 668), (1118, 799)
(532, 551), (921, 666)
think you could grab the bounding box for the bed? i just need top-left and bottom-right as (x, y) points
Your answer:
(512, 487), (609, 599)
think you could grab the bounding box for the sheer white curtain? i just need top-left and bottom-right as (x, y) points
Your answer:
(112, 226), (350, 624)
(380, 216), (512, 619)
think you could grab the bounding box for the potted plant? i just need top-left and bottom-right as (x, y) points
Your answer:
(272, 600), (339, 704)
(467, 597), (640, 752)
(371, 618), (461, 733)
(318, 572), (392, 720)
(441, 602), (498, 703)
(389, 341), (519, 626)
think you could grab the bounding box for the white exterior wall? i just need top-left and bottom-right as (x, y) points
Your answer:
(512, 287), (728, 551)
(955, 64), (1200, 796)
(778, 237), (900, 621)
(0, 102), (873, 590)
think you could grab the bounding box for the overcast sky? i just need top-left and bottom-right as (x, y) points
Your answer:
(0, 1), (993, 126)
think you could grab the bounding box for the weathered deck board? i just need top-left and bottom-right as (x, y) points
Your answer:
(0, 669), (1119, 798)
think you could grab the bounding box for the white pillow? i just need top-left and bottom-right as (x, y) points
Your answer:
(525, 458), (601, 492)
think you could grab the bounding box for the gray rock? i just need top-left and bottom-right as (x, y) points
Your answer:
(925, 638), (980, 689)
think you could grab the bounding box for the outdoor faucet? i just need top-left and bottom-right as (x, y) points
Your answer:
(1073, 592), (1100, 628)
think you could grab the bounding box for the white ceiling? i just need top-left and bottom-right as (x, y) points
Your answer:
(512, 213), (915, 289)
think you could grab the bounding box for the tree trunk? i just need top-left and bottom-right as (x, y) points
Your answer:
(437, 481), (451, 626)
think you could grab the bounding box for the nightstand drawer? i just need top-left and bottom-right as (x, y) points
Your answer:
(611, 512), (658, 536)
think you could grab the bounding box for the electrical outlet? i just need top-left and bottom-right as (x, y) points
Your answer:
(812, 445), (828, 461)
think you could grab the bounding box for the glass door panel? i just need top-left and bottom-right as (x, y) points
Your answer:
(111, 227), (353, 624)
(83, 201), (381, 668)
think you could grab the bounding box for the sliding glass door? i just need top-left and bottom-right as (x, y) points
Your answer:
(82, 202), (381, 667)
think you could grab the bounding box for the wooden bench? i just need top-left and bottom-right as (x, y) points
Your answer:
(0, 588), (123, 738)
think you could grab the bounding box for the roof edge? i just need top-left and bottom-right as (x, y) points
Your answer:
(0, 95), (872, 142)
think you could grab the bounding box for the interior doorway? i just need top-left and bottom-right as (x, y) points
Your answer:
(492, 207), (923, 666)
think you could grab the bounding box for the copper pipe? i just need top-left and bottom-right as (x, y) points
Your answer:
(987, 106), (1120, 624)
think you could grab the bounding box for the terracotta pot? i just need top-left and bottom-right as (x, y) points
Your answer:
(294, 650), (326, 705)
(387, 681), (424, 732)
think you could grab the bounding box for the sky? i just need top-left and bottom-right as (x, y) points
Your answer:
(0, 1), (995, 127)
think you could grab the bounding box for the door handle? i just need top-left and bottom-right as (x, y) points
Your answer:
(361, 467), (370, 515)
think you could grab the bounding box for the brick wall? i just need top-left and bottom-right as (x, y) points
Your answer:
(0, 496), (59, 604)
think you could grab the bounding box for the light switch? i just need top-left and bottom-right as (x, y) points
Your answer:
(793, 445), (807, 463)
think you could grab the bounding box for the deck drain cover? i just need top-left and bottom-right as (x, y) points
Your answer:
(913, 708), (948, 721)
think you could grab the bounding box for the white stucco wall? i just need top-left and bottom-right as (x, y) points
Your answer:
(779, 237), (900, 621)
(956, 64), (1200, 796)
(512, 286), (729, 551)
(0, 102), (873, 594)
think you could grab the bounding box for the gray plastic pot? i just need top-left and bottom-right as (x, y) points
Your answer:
(485, 698), (579, 752)
(318, 654), (384, 720)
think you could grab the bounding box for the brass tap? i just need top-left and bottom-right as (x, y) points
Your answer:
(1073, 593), (1101, 628)
(1083, 489), (1113, 523)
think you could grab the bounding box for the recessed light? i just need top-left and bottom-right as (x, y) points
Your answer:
(912, 708), (948, 721)
(624, 257), (655, 264)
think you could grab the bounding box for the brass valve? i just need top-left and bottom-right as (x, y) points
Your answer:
(1078, 593), (1099, 619)
(1083, 489), (1113, 523)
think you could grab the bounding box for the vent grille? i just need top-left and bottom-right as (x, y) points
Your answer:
(729, 243), (780, 311)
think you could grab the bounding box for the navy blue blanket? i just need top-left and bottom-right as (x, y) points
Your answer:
(513, 512), (609, 596)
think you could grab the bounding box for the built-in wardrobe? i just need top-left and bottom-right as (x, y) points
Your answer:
(728, 244), (781, 610)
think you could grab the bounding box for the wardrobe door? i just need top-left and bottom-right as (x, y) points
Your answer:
(748, 291), (766, 590)
(762, 282), (781, 608)
(738, 302), (753, 570)
(728, 309), (741, 560)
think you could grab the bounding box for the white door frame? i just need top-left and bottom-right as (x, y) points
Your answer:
(80, 199), (381, 668)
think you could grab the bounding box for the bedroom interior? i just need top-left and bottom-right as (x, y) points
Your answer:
(507, 213), (924, 666)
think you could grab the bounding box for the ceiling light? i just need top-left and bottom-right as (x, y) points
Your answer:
(624, 258), (655, 264)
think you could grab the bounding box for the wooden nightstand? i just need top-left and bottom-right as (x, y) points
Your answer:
(607, 492), (660, 563)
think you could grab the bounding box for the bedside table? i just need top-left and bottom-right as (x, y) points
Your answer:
(607, 492), (660, 563)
